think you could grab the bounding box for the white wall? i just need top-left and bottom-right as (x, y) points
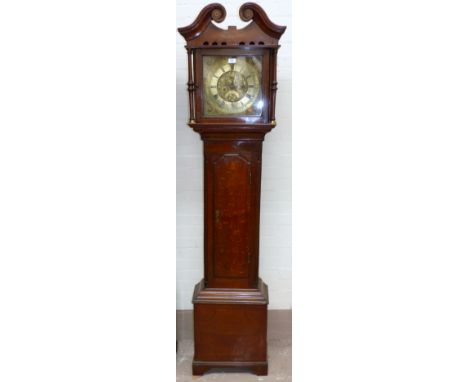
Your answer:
(176, 0), (292, 310)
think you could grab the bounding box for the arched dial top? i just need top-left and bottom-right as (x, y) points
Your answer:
(203, 55), (262, 116)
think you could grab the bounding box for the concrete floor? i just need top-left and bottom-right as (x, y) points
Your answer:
(176, 310), (291, 381)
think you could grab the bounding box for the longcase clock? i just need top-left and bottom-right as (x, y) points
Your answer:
(178, 3), (286, 376)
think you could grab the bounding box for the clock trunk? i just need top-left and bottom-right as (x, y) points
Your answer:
(204, 140), (262, 289)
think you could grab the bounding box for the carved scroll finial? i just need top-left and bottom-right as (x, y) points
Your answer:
(211, 6), (226, 23)
(239, 6), (254, 21)
(239, 3), (286, 39)
(178, 3), (226, 41)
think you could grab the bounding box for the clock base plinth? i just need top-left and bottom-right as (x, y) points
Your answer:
(192, 279), (269, 376)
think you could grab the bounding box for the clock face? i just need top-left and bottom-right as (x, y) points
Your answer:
(203, 55), (263, 117)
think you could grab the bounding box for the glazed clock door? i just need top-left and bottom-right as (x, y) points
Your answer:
(203, 55), (263, 117)
(194, 48), (270, 124)
(204, 141), (261, 289)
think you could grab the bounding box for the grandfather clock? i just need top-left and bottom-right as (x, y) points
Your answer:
(178, 3), (285, 376)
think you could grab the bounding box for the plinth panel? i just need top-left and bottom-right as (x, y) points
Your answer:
(194, 304), (266, 361)
(192, 279), (268, 375)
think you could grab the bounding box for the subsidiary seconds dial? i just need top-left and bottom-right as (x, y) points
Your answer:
(203, 55), (262, 116)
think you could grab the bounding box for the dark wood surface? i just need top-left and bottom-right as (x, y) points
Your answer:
(178, 2), (285, 376)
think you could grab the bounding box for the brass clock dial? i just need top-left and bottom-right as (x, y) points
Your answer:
(203, 55), (262, 117)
